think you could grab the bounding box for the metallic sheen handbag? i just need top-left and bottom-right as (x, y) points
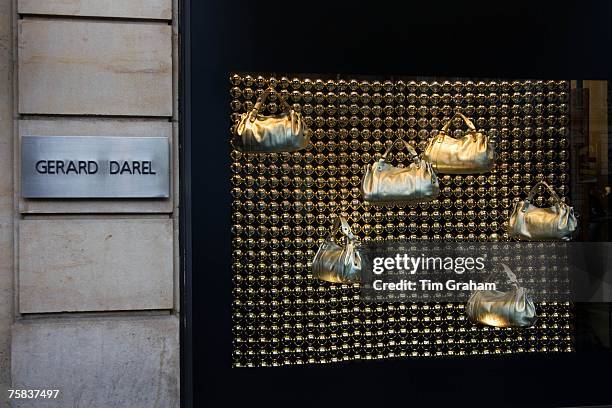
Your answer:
(233, 87), (309, 152)
(466, 264), (537, 328)
(361, 140), (440, 204)
(423, 112), (495, 174)
(508, 181), (577, 241)
(312, 217), (362, 284)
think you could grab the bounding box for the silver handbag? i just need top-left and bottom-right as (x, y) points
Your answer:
(361, 140), (439, 204)
(233, 87), (309, 152)
(423, 112), (495, 174)
(466, 264), (537, 328)
(508, 181), (577, 241)
(312, 217), (362, 284)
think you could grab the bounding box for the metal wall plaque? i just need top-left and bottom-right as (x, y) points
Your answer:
(21, 136), (170, 198)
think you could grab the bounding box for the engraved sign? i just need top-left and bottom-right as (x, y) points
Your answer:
(21, 136), (170, 198)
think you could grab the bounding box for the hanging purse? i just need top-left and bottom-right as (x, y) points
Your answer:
(508, 181), (577, 241)
(466, 264), (537, 328)
(361, 140), (440, 204)
(423, 112), (495, 174)
(232, 87), (309, 152)
(312, 217), (362, 284)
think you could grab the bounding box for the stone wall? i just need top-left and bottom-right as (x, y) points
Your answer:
(0, 0), (180, 406)
(0, 0), (14, 401)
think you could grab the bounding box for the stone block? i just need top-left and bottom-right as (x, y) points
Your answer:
(18, 0), (172, 20)
(19, 218), (174, 313)
(11, 316), (179, 407)
(18, 19), (172, 116)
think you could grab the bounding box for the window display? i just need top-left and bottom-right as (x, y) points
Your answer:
(229, 75), (575, 367)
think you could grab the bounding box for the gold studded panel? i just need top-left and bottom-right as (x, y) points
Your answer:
(230, 75), (573, 367)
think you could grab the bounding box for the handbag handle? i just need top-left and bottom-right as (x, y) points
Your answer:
(441, 112), (477, 133)
(500, 263), (519, 287)
(380, 140), (420, 163)
(522, 181), (561, 211)
(249, 87), (292, 121)
(479, 263), (519, 289)
(328, 216), (356, 242)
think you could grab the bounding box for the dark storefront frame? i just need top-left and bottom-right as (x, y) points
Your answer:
(179, 0), (193, 406)
(179, 1), (612, 407)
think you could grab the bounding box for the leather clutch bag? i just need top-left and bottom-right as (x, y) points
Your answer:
(508, 181), (577, 241)
(233, 87), (309, 153)
(312, 217), (362, 284)
(423, 112), (495, 174)
(361, 140), (440, 204)
(466, 264), (537, 328)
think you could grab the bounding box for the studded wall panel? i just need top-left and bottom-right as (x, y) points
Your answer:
(230, 75), (573, 367)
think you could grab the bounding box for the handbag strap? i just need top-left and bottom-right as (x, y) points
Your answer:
(441, 112), (477, 133)
(522, 181), (561, 211)
(479, 263), (519, 289)
(249, 87), (293, 121)
(328, 216), (356, 242)
(380, 140), (420, 163)
(500, 263), (519, 287)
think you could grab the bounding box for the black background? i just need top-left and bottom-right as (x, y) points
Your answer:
(186, 1), (612, 406)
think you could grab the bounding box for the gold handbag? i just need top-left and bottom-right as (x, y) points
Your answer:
(466, 264), (537, 328)
(423, 112), (495, 174)
(312, 217), (362, 284)
(361, 140), (440, 204)
(233, 87), (309, 152)
(508, 181), (577, 241)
